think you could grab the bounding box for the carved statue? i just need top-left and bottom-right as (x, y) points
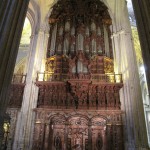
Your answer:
(72, 137), (82, 150)
(96, 133), (103, 150)
(54, 132), (62, 150)
(73, 95), (79, 109)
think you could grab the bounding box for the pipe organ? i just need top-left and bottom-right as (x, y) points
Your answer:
(47, 2), (112, 59)
(33, 0), (124, 149)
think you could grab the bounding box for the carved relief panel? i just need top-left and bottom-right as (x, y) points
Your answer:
(50, 116), (66, 150)
(36, 82), (123, 110)
(91, 117), (107, 150)
(68, 116), (88, 150)
(32, 111), (124, 150)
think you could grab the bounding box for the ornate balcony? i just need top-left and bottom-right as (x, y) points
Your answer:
(35, 72), (123, 109)
(12, 74), (26, 83)
(35, 52), (123, 110)
(36, 72), (123, 83)
(8, 74), (26, 108)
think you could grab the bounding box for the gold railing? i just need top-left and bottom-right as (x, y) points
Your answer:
(36, 72), (123, 83)
(12, 74), (26, 84)
(36, 72), (68, 82)
(91, 74), (123, 83)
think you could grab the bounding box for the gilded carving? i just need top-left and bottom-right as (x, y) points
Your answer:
(33, 112), (124, 150)
(33, 0), (124, 149)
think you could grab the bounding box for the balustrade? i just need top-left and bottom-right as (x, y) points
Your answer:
(8, 74), (26, 108)
(12, 74), (26, 84)
(36, 72), (123, 83)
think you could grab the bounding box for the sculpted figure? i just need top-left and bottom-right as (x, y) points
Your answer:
(54, 132), (62, 150)
(96, 133), (103, 150)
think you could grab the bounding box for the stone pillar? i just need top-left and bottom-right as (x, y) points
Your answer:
(0, 0), (29, 147)
(112, 30), (136, 149)
(131, 0), (150, 96)
(13, 28), (49, 150)
(110, 0), (149, 149)
(12, 33), (38, 150)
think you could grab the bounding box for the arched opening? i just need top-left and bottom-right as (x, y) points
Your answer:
(13, 17), (32, 83)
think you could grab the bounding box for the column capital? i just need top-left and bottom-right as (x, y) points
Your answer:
(111, 29), (131, 38)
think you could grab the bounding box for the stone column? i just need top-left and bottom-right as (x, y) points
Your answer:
(0, 0), (29, 147)
(110, 0), (149, 149)
(131, 0), (150, 96)
(12, 32), (38, 150)
(13, 28), (49, 150)
(112, 31), (136, 149)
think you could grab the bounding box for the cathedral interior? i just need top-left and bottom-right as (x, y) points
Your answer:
(0, 0), (150, 150)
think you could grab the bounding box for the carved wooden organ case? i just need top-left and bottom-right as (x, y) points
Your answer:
(34, 0), (124, 149)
